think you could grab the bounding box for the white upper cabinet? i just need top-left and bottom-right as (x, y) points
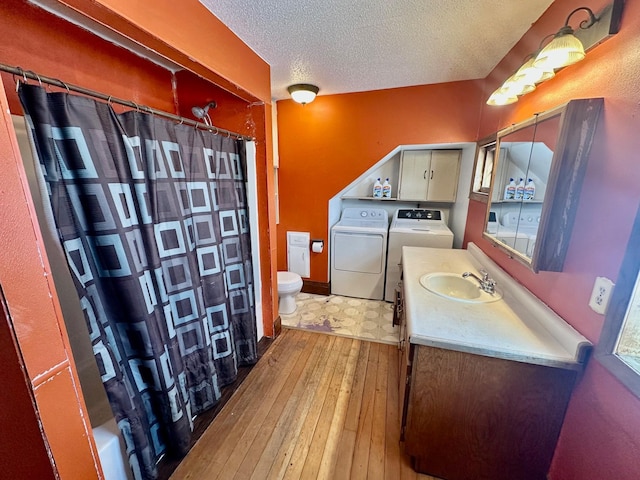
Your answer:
(398, 149), (461, 202)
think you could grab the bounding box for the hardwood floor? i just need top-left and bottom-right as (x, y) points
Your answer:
(171, 329), (438, 479)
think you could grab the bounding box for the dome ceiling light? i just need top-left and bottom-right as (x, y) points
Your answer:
(287, 84), (319, 105)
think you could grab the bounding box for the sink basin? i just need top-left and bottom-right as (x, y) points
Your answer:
(419, 273), (502, 303)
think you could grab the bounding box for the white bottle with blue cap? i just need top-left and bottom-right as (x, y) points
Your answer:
(373, 178), (383, 198)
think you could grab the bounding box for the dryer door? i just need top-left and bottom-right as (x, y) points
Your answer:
(333, 232), (385, 274)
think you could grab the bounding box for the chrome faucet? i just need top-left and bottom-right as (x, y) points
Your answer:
(462, 269), (497, 294)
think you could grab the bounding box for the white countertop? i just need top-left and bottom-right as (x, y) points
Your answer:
(402, 243), (592, 369)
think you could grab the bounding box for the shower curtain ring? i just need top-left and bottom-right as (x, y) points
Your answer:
(27, 71), (42, 87)
(132, 101), (140, 113)
(20, 68), (28, 84)
(60, 80), (70, 94)
(107, 96), (114, 109)
(226, 130), (231, 138)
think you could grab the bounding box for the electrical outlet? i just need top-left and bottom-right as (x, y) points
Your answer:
(589, 277), (615, 315)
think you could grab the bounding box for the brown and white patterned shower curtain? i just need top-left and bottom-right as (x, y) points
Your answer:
(19, 84), (257, 480)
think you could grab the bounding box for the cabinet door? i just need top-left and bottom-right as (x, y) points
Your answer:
(404, 345), (577, 480)
(398, 150), (430, 201)
(427, 150), (461, 202)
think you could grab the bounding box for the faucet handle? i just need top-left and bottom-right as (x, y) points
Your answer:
(479, 269), (490, 280)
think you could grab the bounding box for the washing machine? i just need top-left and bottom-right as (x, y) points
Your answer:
(494, 211), (540, 257)
(331, 207), (389, 300)
(384, 209), (454, 302)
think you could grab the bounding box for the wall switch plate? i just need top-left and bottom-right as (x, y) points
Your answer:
(589, 277), (615, 315)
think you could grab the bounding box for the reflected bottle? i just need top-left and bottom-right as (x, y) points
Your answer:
(524, 178), (536, 201)
(504, 178), (516, 200)
(515, 178), (525, 200)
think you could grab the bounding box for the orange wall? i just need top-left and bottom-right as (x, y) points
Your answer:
(463, 0), (640, 478)
(276, 81), (484, 281)
(0, 0), (276, 476)
(0, 263), (57, 478)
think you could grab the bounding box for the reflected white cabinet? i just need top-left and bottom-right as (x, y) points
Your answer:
(398, 150), (461, 202)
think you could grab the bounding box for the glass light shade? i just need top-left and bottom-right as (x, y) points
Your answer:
(486, 87), (518, 106)
(287, 84), (319, 104)
(533, 32), (586, 70)
(501, 74), (536, 97)
(513, 57), (555, 85)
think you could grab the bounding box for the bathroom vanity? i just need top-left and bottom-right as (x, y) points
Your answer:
(398, 244), (591, 480)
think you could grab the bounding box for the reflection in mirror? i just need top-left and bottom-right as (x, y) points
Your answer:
(471, 137), (496, 201)
(485, 112), (561, 260)
(483, 98), (602, 272)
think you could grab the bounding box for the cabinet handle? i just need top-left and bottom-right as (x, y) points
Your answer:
(423, 170), (427, 179)
(430, 170), (434, 180)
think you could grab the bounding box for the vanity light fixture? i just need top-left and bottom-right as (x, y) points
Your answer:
(533, 7), (597, 71)
(486, 0), (623, 107)
(513, 53), (556, 86)
(287, 84), (319, 105)
(486, 87), (518, 107)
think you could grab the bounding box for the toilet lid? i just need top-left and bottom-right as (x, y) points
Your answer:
(278, 271), (301, 284)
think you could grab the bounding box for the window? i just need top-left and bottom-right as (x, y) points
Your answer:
(470, 136), (497, 202)
(596, 203), (640, 398)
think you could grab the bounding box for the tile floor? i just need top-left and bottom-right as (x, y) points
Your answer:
(280, 292), (400, 345)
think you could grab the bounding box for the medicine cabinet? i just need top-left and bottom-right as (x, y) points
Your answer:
(483, 98), (603, 272)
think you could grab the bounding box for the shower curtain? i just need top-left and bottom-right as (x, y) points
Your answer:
(19, 84), (257, 480)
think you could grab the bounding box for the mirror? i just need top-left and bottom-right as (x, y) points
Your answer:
(483, 98), (603, 272)
(486, 112), (560, 260)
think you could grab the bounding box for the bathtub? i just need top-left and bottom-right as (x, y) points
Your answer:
(92, 418), (133, 480)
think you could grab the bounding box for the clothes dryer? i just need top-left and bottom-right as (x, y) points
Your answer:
(331, 208), (389, 300)
(384, 209), (454, 302)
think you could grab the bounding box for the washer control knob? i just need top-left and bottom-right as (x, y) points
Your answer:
(360, 211), (367, 217)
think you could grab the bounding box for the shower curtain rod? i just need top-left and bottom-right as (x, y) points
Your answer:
(0, 62), (253, 141)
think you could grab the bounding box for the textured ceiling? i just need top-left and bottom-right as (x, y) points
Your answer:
(199, 0), (554, 101)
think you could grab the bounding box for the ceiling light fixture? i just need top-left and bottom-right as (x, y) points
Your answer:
(287, 84), (319, 105)
(486, 0), (622, 107)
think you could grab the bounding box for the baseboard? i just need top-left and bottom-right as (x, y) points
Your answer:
(302, 280), (330, 296)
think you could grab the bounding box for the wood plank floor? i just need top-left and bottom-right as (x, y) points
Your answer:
(171, 329), (438, 480)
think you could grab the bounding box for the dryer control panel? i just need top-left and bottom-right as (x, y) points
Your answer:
(341, 208), (388, 221)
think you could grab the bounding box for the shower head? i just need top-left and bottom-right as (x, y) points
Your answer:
(191, 101), (217, 125)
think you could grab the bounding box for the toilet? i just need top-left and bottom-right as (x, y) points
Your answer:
(277, 271), (303, 315)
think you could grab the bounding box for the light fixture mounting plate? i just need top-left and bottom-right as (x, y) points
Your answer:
(574, 0), (623, 52)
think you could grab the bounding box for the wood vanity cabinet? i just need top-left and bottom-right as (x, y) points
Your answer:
(398, 323), (579, 480)
(397, 149), (461, 202)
